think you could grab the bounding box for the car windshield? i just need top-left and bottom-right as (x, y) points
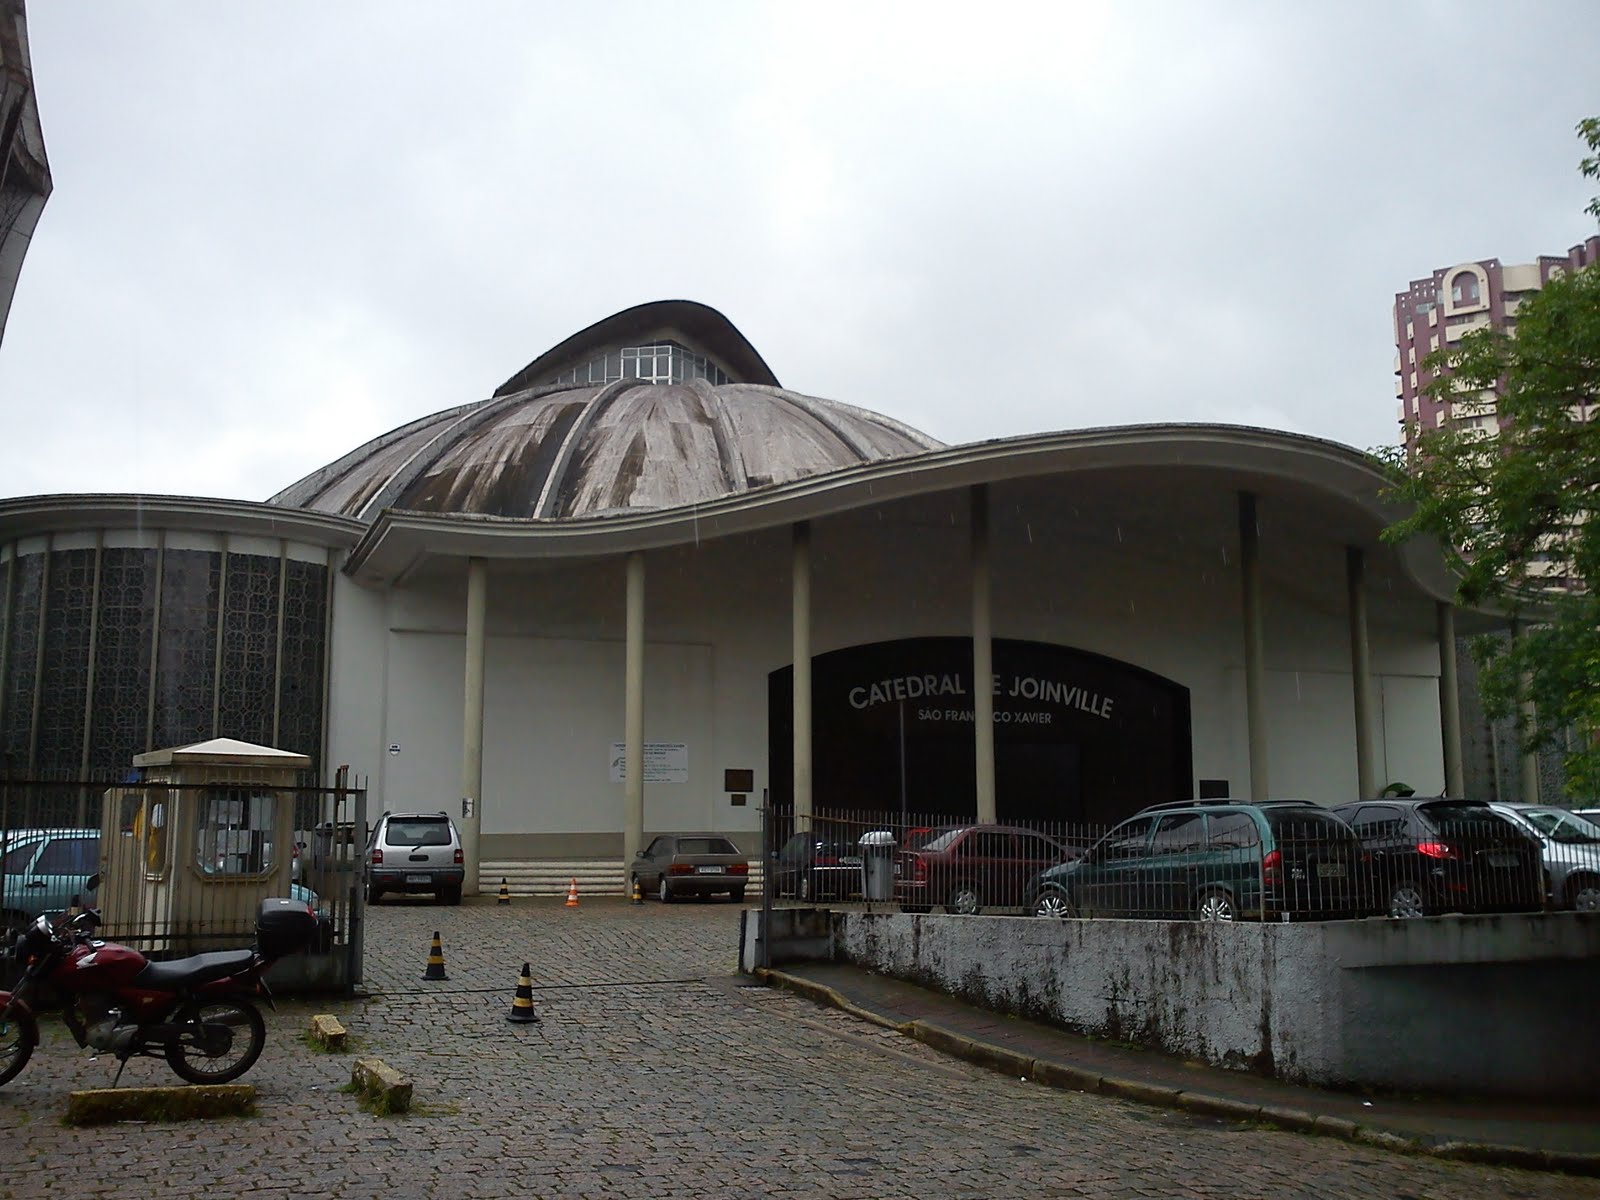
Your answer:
(386, 819), (452, 846)
(1519, 808), (1600, 844)
(1418, 802), (1520, 834)
(677, 837), (737, 855)
(913, 828), (966, 852)
(1264, 809), (1354, 840)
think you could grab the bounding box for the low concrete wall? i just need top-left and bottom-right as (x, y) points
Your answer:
(830, 911), (1600, 1100)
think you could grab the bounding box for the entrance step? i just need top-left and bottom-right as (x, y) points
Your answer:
(480, 859), (766, 898)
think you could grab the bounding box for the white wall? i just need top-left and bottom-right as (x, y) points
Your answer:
(322, 485), (1448, 840)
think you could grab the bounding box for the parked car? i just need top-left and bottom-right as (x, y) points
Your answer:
(896, 824), (1083, 915)
(770, 830), (867, 901)
(1025, 800), (1376, 922)
(1487, 803), (1600, 911)
(365, 811), (465, 905)
(1330, 798), (1544, 918)
(1, 829), (99, 930)
(632, 834), (749, 903)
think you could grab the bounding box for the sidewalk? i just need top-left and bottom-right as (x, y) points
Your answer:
(758, 960), (1600, 1177)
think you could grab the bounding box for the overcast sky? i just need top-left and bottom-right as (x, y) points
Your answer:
(2, 2), (1596, 503)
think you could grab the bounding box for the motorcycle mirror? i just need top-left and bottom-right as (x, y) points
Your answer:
(85, 873), (101, 892)
(71, 908), (101, 932)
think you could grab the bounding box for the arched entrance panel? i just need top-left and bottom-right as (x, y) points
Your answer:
(770, 638), (1192, 825)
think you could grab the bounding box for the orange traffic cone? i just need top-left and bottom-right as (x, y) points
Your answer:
(630, 877), (643, 905)
(507, 962), (540, 1025)
(565, 878), (580, 908)
(497, 877), (510, 906)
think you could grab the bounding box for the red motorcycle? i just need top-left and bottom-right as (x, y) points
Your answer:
(0, 885), (318, 1088)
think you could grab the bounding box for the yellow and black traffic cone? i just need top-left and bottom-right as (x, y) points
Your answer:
(422, 930), (448, 981)
(506, 962), (540, 1024)
(565, 878), (580, 908)
(630, 877), (643, 905)
(497, 877), (510, 906)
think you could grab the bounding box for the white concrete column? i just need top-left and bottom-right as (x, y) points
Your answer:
(1437, 603), (1464, 797)
(623, 551), (646, 879)
(1346, 547), (1376, 801)
(791, 522), (813, 828)
(972, 485), (996, 823)
(1238, 493), (1269, 801)
(460, 557), (487, 895)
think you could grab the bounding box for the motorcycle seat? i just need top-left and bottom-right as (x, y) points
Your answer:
(131, 949), (257, 990)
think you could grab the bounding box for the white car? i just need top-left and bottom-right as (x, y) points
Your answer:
(1487, 804), (1600, 911)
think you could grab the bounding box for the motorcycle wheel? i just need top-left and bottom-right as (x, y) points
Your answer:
(165, 999), (266, 1084)
(0, 1008), (38, 1088)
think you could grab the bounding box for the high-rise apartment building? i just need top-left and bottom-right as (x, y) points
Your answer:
(1394, 234), (1600, 452)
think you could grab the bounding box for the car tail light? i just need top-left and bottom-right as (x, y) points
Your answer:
(1262, 849), (1282, 884)
(454, 848), (464, 865)
(371, 848), (383, 865)
(910, 854), (927, 882)
(815, 855), (838, 867)
(669, 863), (695, 875)
(728, 862), (749, 875)
(1416, 841), (1458, 860)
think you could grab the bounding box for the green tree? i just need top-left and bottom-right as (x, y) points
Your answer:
(1383, 118), (1600, 796)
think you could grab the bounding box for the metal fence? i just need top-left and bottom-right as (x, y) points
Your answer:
(762, 803), (1594, 921)
(1, 769), (365, 989)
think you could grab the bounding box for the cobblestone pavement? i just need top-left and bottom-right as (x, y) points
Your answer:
(3, 895), (1598, 1199)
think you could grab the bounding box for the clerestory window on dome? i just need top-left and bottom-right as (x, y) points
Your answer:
(549, 340), (730, 388)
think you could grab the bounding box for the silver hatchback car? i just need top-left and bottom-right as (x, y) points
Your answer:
(365, 811), (465, 905)
(1487, 803), (1600, 911)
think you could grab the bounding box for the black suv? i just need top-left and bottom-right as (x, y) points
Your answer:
(1024, 800), (1377, 921)
(1329, 797), (1543, 918)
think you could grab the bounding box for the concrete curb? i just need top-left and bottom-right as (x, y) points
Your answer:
(757, 968), (1600, 1178)
(65, 1084), (256, 1125)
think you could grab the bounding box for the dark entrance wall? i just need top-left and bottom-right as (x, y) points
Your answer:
(769, 638), (1192, 824)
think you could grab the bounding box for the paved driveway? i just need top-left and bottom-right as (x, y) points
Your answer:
(1, 896), (1597, 1199)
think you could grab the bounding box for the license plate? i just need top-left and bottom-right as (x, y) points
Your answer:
(405, 874), (431, 884)
(1486, 852), (1517, 868)
(841, 856), (862, 866)
(1316, 862), (1347, 878)
(695, 865), (723, 874)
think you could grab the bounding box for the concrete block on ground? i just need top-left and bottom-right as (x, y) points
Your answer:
(351, 1056), (412, 1114)
(65, 1084), (256, 1125)
(310, 1013), (348, 1051)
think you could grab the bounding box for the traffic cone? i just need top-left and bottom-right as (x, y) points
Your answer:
(497, 877), (510, 906)
(565, 878), (580, 908)
(422, 931), (448, 981)
(506, 962), (540, 1024)
(630, 877), (643, 905)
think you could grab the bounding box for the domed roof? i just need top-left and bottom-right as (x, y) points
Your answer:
(271, 301), (943, 522)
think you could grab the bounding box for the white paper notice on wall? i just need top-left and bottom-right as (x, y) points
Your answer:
(608, 742), (689, 783)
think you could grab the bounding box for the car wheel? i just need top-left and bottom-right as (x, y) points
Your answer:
(658, 876), (673, 904)
(1567, 875), (1600, 912)
(1033, 887), (1077, 919)
(946, 883), (981, 916)
(1388, 881), (1428, 918)
(731, 888), (745, 903)
(446, 885), (463, 906)
(364, 886), (382, 906)
(1195, 889), (1236, 922)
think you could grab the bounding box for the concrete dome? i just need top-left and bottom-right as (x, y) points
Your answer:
(271, 301), (943, 521)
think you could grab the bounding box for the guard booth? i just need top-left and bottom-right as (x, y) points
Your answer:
(98, 738), (308, 958)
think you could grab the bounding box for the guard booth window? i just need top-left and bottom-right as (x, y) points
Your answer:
(196, 788), (276, 875)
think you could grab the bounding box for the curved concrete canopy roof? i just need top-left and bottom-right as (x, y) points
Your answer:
(270, 301), (943, 523)
(340, 422), (1486, 628)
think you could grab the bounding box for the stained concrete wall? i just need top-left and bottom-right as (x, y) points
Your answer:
(829, 911), (1600, 1099)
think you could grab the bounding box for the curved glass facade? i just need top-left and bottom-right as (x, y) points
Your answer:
(0, 544), (328, 775)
